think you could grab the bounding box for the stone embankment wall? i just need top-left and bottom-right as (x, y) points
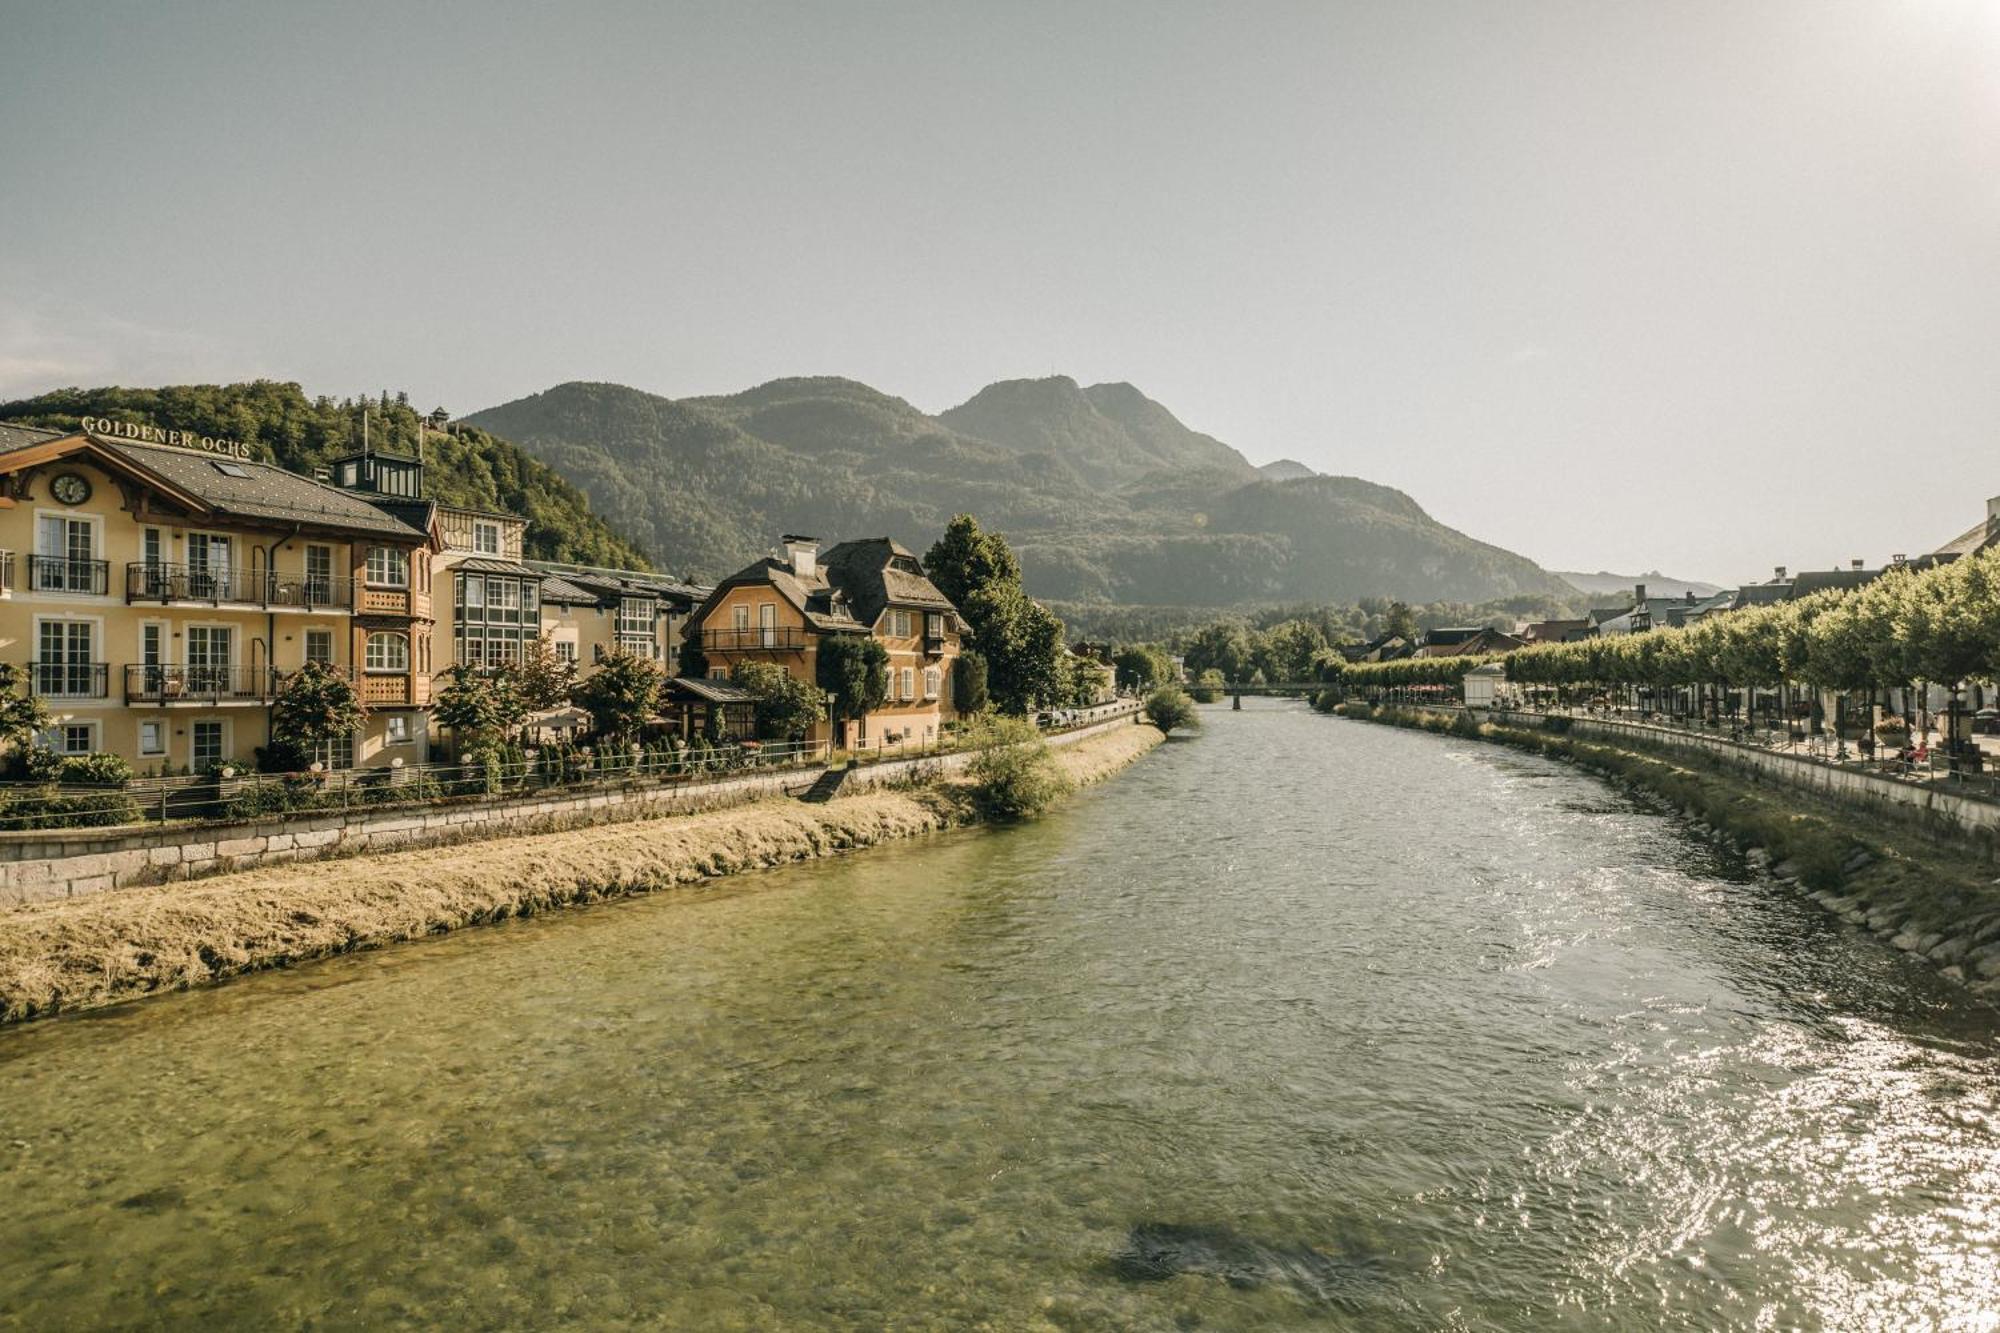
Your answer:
(1485, 709), (2000, 838)
(0, 710), (1144, 907)
(0, 720), (1166, 1023)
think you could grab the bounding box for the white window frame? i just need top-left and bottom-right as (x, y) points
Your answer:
(31, 509), (106, 597)
(732, 603), (750, 632)
(138, 718), (167, 757)
(923, 666), (941, 701)
(472, 520), (501, 556)
(303, 627), (335, 665)
(31, 613), (103, 698)
(365, 631), (410, 673)
(385, 713), (414, 745)
(41, 720), (98, 756)
(900, 666), (915, 700)
(364, 546), (410, 589)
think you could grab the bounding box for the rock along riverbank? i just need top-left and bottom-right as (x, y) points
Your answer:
(1340, 702), (2000, 1000)
(0, 724), (1166, 1024)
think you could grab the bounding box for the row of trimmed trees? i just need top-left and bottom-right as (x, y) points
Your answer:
(1332, 550), (2000, 739)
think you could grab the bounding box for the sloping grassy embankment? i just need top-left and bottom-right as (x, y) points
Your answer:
(0, 724), (1165, 1024)
(1340, 702), (2000, 996)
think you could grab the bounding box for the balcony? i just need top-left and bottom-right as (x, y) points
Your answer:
(26, 661), (110, 700)
(702, 626), (808, 653)
(125, 664), (280, 705)
(28, 556), (110, 597)
(358, 672), (429, 708)
(126, 563), (356, 612)
(359, 585), (430, 618)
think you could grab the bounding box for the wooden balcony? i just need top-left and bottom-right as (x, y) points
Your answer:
(357, 586), (433, 619)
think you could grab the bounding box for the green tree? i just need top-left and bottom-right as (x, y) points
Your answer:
(923, 513), (1071, 714)
(434, 665), (524, 752)
(573, 649), (664, 746)
(1112, 645), (1174, 692)
(816, 634), (890, 739)
(266, 660), (365, 770)
(1143, 686), (1200, 734)
(731, 660), (827, 740)
(0, 663), (51, 763)
(953, 648), (991, 715)
(1184, 621), (1255, 682)
(1189, 668), (1227, 703)
(515, 634), (578, 713)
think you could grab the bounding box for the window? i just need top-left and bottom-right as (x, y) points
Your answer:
(192, 720), (225, 768)
(555, 639), (577, 663)
(386, 714), (413, 745)
(900, 666), (915, 700)
(463, 574), (485, 609)
(491, 579), (520, 613)
(304, 629), (334, 665)
(34, 514), (98, 593)
(927, 613), (946, 639)
(732, 604), (750, 632)
(44, 722), (96, 755)
(141, 527), (165, 571)
(305, 545), (333, 600)
(617, 597), (657, 656)
(473, 520), (501, 555)
(186, 533), (232, 596)
(888, 610), (912, 637)
(211, 460), (249, 479)
(365, 546), (409, 588)
(186, 625), (234, 689)
(757, 602), (776, 647)
(365, 632), (409, 672)
(138, 720), (166, 756)
(34, 620), (97, 696)
(923, 666), (941, 700)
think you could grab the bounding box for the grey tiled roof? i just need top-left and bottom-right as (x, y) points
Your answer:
(819, 537), (957, 628)
(0, 426), (426, 540)
(698, 556), (868, 633)
(457, 556), (542, 578)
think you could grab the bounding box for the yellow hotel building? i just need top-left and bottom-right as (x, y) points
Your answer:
(0, 422), (436, 771)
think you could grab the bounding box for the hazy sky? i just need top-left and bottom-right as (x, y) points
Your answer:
(3, 2), (1994, 584)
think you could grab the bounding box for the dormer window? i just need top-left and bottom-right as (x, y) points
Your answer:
(473, 520), (501, 555)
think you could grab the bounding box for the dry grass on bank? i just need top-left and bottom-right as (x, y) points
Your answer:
(0, 723), (1165, 1023)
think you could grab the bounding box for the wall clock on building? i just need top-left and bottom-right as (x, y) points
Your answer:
(50, 472), (91, 506)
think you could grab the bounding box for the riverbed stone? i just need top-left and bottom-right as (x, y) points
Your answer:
(1928, 937), (1970, 964)
(1891, 933), (1922, 952)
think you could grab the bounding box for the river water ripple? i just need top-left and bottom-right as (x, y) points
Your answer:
(2, 700), (1996, 1330)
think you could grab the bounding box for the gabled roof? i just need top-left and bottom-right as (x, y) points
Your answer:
(1788, 568), (1882, 597)
(819, 537), (959, 628)
(526, 561), (710, 607)
(1932, 516), (1997, 560)
(696, 556), (869, 634)
(0, 427), (427, 540)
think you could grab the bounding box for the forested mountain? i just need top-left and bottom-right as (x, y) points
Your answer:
(466, 376), (1575, 606)
(0, 383), (649, 569)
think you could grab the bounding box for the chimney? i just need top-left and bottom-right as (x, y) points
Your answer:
(1988, 495), (2000, 532)
(1685, 590), (1695, 603)
(1892, 553), (1907, 566)
(1774, 566), (1787, 582)
(781, 534), (818, 578)
(1634, 582), (1646, 604)
(1850, 559), (1864, 571)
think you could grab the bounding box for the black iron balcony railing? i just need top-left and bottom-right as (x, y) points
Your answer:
(124, 664), (280, 705)
(126, 563), (356, 611)
(26, 661), (110, 699)
(702, 626), (809, 652)
(28, 555), (109, 596)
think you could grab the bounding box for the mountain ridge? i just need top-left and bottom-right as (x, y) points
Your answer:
(464, 375), (1577, 607)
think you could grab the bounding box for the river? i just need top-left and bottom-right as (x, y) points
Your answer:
(2, 699), (1996, 1330)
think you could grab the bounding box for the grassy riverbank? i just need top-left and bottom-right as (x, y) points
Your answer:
(1340, 702), (2000, 996)
(0, 724), (1165, 1024)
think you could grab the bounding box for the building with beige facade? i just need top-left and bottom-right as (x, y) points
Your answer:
(686, 535), (964, 749)
(0, 423), (436, 772)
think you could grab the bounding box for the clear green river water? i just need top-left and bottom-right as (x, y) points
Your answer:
(2, 700), (1997, 1331)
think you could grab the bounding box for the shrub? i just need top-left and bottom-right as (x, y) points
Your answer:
(962, 716), (1074, 822)
(1143, 686), (1200, 734)
(56, 752), (133, 786)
